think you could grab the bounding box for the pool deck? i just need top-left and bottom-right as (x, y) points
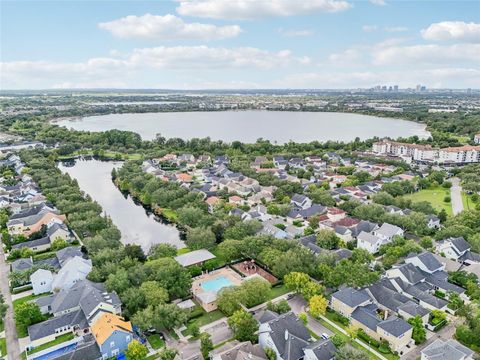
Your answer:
(191, 268), (243, 312)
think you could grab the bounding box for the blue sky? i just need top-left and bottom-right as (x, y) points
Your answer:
(1, 0), (479, 89)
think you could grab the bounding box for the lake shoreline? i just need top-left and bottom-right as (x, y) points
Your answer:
(53, 109), (430, 144)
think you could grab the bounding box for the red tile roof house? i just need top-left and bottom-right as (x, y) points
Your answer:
(228, 195), (244, 205)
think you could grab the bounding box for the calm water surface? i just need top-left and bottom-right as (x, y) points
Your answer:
(56, 111), (430, 143)
(58, 159), (183, 251)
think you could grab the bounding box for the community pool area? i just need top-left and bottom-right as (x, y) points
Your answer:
(201, 276), (234, 293)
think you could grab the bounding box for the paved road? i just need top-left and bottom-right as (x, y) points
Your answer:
(0, 247), (21, 360)
(450, 177), (464, 215)
(402, 320), (459, 360)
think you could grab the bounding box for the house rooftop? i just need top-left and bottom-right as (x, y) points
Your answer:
(174, 249), (216, 267)
(91, 313), (132, 345)
(332, 287), (370, 308)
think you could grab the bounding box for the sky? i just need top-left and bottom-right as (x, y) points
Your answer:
(1, 0), (479, 90)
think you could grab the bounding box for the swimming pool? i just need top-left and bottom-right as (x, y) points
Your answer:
(201, 276), (234, 293)
(29, 343), (77, 360)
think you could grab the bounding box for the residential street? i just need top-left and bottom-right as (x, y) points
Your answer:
(0, 246), (21, 360)
(450, 177), (464, 215)
(287, 295), (333, 337)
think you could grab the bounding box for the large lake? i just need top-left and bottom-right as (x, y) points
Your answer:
(55, 111), (430, 143)
(58, 159), (183, 251)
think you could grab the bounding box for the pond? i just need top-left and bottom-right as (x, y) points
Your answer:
(55, 110), (430, 144)
(58, 159), (184, 251)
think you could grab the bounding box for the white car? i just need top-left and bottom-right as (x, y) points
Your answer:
(321, 333), (330, 340)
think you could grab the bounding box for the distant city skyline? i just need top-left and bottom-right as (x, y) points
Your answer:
(1, 0), (479, 90)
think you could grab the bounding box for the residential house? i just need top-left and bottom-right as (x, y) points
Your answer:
(210, 341), (267, 360)
(421, 339), (474, 360)
(12, 236), (51, 253)
(51, 256), (93, 292)
(373, 223), (404, 243)
(92, 313), (133, 359)
(330, 287), (371, 317)
(47, 222), (72, 242)
(357, 231), (383, 254)
(28, 309), (89, 348)
(291, 194), (312, 210)
(426, 214), (441, 229)
(436, 237), (480, 265)
(258, 311), (323, 360)
(31, 268), (54, 295)
(205, 196), (221, 213)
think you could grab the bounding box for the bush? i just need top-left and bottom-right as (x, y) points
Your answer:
(357, 329), (380, 348)
(444, 196), (451, 203)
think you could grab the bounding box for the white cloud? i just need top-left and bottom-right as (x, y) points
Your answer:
(176, 0), (352, 20)
(328, 49), (362, 64)
(384, 26), (408, 33)
(98, 13), (242, 41)
(1, 46), (310, 88)
(372, 43), (480, 66)
(278, 28), (314, 37)
(370, 0), (386, 6)
(362, 25), (378, 32)
(421, 21), (480, 43)
(129, 46), (310, 69)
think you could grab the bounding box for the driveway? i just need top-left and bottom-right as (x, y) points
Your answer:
(203, 319), (232, 345)
(0, 247), (21, 360)
(450, 177), (464, 215)
(287, 295), (334, 338)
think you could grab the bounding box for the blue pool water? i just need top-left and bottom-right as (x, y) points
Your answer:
(201, 276), (234, 293)
(30, 343), (77, 360)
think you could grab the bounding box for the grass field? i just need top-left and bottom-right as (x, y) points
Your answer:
(404, 187), (452, 215)
(147, 334), (165, 350)
(461, 192), (478, 211)
(0, 337), (6, 357)
(26, 333), (74, 355)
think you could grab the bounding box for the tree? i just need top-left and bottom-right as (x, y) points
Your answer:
(217, 287), (242, 316)
(50, 238), (68, 251)
(316, 229), (340, 250)
(148, 243), (177, 259)
(346, 325), (359, 339)
(124, 244), (146, 262)
(14, 302), (43, 333)
(298, 312), (308, 325)
(241, 278), (271, 308)
(158, 348), (178, 360)
(309, 295), (328, 318)
(217, 239), (243, 261)
(335, 344), (370, 360)
(186, 227), (216, 250)
(144, 257), (192, 298)
(133, 304), (187, 331)
(125, 340), (148, 360)
(264, 347), (276, 360)
(408, 315), (426, 344)
(228, 310), (259, 342)
(284, 272), (311, 293)
(200, 332), (213, 359)
(139, 281), (169, 306)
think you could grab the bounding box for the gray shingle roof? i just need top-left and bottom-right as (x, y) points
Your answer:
(305, 339), (336, 360)
(397, 302), (429, 318)
(11, 257), (33, 272)
(56, 247), (84, 267)
(422, 339), (474, 360)
(332, 287), (370, 308)
(377, 317), (412, 337)
(28, 310), (87, 341)
(415, 252), (444, 272)
(174, 249), (216, 267)
(351, 306), (379, 331)
(12, 236), (50, 250)
(264, 312), (310, 360)
(50, 334), (102, 360)
(450, 237), (470, 253)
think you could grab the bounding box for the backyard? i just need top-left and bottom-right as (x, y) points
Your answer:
(147, 334), (165, 350)
(404, 187), (452, 215)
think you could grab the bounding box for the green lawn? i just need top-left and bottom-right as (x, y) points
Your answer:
(0, 337), (6, 357)
(147, 334), (165, 350)
(182, 310), (225, 337)
(267, 284), (289, 300)
(26, 333), (74, 355)
(461, 192), (477, 211)
(12, 293), (46, 309)
(404, 187), (452, 215)
(176, 247), (191, 255)
(160, 208), (178, 222)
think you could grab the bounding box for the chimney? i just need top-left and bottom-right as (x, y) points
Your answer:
(384, 310), (388, 320)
